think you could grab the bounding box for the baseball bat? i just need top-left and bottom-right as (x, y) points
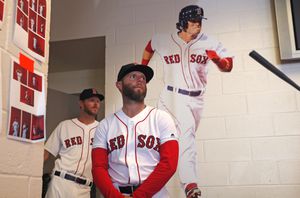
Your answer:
(249, 50), (300, 92)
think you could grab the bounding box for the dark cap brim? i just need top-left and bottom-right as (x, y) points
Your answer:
(80, 93), (104, 101)
(96, 94), (105, 101)
(117, 64), (154, 83)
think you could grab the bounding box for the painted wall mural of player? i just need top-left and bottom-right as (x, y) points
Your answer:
(141, 5), (233, 198)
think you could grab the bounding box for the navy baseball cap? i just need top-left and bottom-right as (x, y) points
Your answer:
(180, 5), (207, 21)
(79, 88), (104, 101)
(117, 63), (154, 83)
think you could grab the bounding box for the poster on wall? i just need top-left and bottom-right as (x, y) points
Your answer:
(7, 57), (45, 142)
(13, 0), (47, 62)
(0, 0), (5, 29)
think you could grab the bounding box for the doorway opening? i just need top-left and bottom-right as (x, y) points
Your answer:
(43, 36), (105, 198)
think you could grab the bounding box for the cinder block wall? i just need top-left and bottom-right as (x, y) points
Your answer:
(0, 0), (51, 197)
(101, 0), (300, 198)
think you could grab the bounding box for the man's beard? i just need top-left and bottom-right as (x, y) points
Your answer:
(123, 84), (147, 102)
(83, 105), (98, 117)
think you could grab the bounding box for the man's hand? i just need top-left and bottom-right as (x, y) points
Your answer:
(205, 50), (233, 72)
(206, 50), (220, 61)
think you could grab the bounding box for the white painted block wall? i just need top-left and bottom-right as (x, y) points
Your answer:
(51, 0), (300, 197)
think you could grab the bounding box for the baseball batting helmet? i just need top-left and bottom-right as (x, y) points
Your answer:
(176, 5), (207, 31)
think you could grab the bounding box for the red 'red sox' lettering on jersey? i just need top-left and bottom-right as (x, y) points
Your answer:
(190, 54), (209, 64)
(137, 134), (160, 152)
(64, 136), (83, 148)
(64, 136), (95, 148)
(164, 54), (180, 64)
(163, 54), (209, 65)
(107, 134), (160, 153)
(108, 135), (125, 153)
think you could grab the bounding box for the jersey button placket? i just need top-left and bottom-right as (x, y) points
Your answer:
(127, 120), (138, 183)
(184, 45), (193, 88)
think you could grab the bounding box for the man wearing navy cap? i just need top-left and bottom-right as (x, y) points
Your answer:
(92, 63), (179, 198)
(44, 88), (104, 198)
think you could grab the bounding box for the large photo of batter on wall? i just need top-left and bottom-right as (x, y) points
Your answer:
(13, 0), (47, 62)
(141, 5), (234, 198)
(7, 58), (46, 142)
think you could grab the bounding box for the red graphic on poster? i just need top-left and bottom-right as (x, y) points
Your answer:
(31, 115), (44, 140)
(19, 53), (34, 72)
(38, 0), (46, 17)
(13, 62), (28, 85)
(21, 111), (31, 139)
(28, 71), (42, 91)
(9, 107), (21, 137)
(29, 9), (36, 32)
(18, 0), (28, 15)
(28, 30), (44, 56)
(29, 0), (37, 12)
(37, 15), (45, 37)
(20, 85), (34, 106)
(16, 8), (28, 32)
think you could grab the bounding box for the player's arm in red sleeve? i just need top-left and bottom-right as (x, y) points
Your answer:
(141, 40), (155, 65)
(206, 50), (233, 72)
(132, 140), (179, 198)
(92, 148), (124, 198)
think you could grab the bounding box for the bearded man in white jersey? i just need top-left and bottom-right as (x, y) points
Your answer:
(44, 88), (104, 198)
(92, 63), (179, 198)
(141, 5), (233, 198)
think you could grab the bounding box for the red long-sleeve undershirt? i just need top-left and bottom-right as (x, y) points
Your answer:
(92, 148), (124, 198)
(92, 140), (179, 198)
(142, 40), (154, 65)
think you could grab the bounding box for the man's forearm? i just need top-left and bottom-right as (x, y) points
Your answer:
(92, 148), (124, 198)
(133, 140), (179, 198)
(141, 40), (154, 65)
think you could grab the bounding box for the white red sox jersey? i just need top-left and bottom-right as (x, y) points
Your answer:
(151, 32), (230, 90)
(45, 118), (98, 180)
(93, 106), (178, 196)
